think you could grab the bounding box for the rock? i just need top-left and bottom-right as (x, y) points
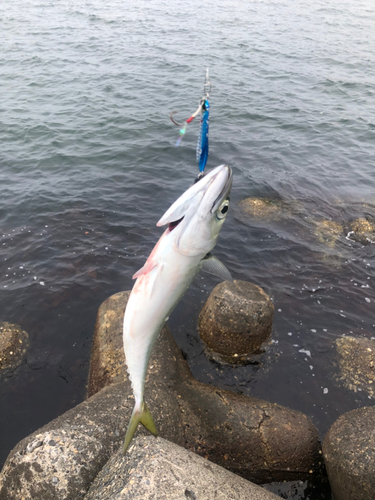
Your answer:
(348, 217), (375, 245)
(84, 436), (280, 500)
(0, 308), (186, 500)
(335, 336), (375, 398)
(87, 291), (192, 398)
(177, 378), (322, 484)
(238, 197), (303, 222)
(87, 292), (130, 397)
(323, 406), (375, 500)
(0, 292), (322, 499)
(198, 280), (274, 364)
(312, 219), (343, 248)
(88, 292), (320, 484)
(0, 379), (185, 500)
(238, 198), (284, 220)
(0, 322), (29, 376)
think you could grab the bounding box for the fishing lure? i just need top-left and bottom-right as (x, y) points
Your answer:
(196, 98), (209, 173)
(170, 69), (211, 174)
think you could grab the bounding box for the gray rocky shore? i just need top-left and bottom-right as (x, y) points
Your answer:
(85, 436), (281, 500)
(0, 288), (324, 499)
(2, 282), (375, 499)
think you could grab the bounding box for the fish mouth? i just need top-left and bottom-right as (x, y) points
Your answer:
(168, 216), (184, 232)
(157, 164), (233, 229)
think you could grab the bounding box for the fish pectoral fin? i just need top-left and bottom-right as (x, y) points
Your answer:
(123, 402), (157, 454)
(201, 253), (233, 282)
(132, 259), (157, 279)
(134, 260), (163, 297)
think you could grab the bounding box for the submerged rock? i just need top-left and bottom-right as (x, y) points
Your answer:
(348, 217), (375, 245)
(0, 292), (322, 499)
(0, 322), (29, 376)
(323, 406), (375, 500)
(238, 197), (303, 223)
(335, 336), (375, 398)
(85, 436), (280, 500)
(312, 219), (343, 248)
(198, 280), (274, 364)
(238, 198), (284, 220)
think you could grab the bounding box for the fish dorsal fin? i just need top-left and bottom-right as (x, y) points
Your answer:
(132, 258), (157, 279)
(201, 253), (233, 282)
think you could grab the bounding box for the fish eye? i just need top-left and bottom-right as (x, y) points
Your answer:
(217, 200), (230, 220)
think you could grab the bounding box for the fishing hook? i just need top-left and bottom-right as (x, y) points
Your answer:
(169, 101), (204, 128)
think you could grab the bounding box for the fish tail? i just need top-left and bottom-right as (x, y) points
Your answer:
(123, 401), (157, 454)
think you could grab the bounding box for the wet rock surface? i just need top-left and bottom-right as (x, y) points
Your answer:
(335, 336), (375, 398)
(88, 292), (320, 484)
(348, 217), (375, 245)
(177, 378), (321, 484)
(312, 219), (343, 248)
(87, 291), (193, 398)
(198, 280), (274, 364)
(323, 406), (375, 500)
(0, 291), (322, 499)
(87, 291), (130, 397)
(0, 379), (184, 500)
(84, 436), (280, 500)
(238, 197), (296, 221)
(0, 322), (29, 376)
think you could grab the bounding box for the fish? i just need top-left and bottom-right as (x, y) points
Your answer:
(122, 164), (233, 453)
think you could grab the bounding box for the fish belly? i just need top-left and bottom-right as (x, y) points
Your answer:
(123, 249), (200, 406)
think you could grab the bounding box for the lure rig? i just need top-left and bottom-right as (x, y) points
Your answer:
(170, 69), (211, 176)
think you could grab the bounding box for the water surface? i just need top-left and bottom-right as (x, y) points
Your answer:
(1, 0), (375, 497)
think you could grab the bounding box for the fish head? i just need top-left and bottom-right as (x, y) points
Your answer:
(157, 165), (232, 256)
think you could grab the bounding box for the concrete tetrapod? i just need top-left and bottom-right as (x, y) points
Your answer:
(323, 406), (375, 500)
(84, 436), (280, 500)
(0, 322), (29, 376)
(335, 336), (375, 398)
(198, 280), (274, 364)
(88, 292), (321, 483)
(0, 292), (322, 500)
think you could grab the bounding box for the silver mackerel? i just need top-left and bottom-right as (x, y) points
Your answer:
(122, 165), (233, 452)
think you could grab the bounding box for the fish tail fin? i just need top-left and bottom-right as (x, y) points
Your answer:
(123, 401), (157, 454)
(139, 401), (157, 435)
